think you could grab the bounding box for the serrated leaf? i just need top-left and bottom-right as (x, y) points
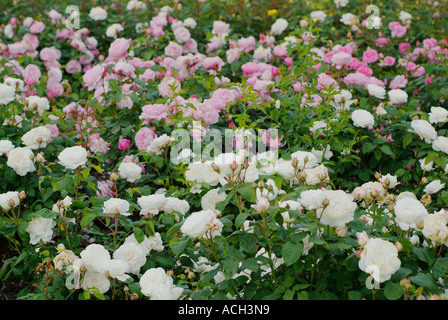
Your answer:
(170, 238), (189, 257)
(133, 227), (145, 243)
(384, 282), (404, 300)
(282, 241), (303, 266)
(403, 133), (413, 148)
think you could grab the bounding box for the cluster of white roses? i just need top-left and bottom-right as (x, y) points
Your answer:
(54, 232), (168, 297)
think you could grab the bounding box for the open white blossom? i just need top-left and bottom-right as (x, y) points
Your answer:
(394, 197), (428, 230)
(26, 216), (55, 245)
(359, 238), (401, 283)
(139, 267), (183, 300)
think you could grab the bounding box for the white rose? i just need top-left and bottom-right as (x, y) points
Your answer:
(418, 161), (433, 174)
(319, 190), (357, 227)
(388, 89), (408, 104)
(163, 197), (190, 215)
(180, 209), (220, 238)
(0, 140), (14, 156)
(138, 194), (167, 216)
(123, 232), (164, 255)
(21, 126), (52, 150)
(139, 267), (183, 300)
(298, 189), (327, 210)
(146, 134), (172, 155)
(311, 145), (333, 163)
(358, 238), (401, 283)
(367, 84), (386, 99)
(126, 0), (146, 10)
(89, 7), (108, 20)
(53, 249), (77, 270)
(411, 119), (437, 143)
(106, 23), (124, 38)
(334, 0), (348, 7)
(0, 191), (20, 211)
(351, 109), (374, 128)
(103, 198), (131, 216)
(4, 77), (25, 91)
(310, 10), (327, 22)
(185, 161), (220, 186)
(303, 164), (329, 186)
(0, 83), (16, 105)
(399, 11), (412, 24)
(80, 244), (111, 274)
(26, 96), (50, 116)
(118, 161), (142, 182)
(428, 107), (448, 124)
(7, 147), (35, 176)
(379, 174), (399, 188)
(113, 242), (146, 274)
(394, 197), (428, 230)
(422, 214), (448, 244)
(201, 188), (227, 210)
(271, 18), (288, 35)
(340, 13), (357, 25)
(423, 180), (445, 194)
(183, 18), (197, 29)
(80, 271), (110, 294)
(58, 146), (87, 170)
(432, 136), (448, 154)
(106, 259), (130, 282)
(26, 216), (55, 245)
(290, 150), (318, 170)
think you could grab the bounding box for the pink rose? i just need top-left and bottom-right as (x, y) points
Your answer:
(140, 104), (169, 123)
(383, 56), (396, 66)
(83, 65), (104, 91)
(106, 38), (131, 62)
(343, 72), (368, 86)
(237, 36), (256, 53)
(47, 81), (64, 97)
(317, 73), (339, 90)
(66, 59), (82, 74)
(135, 127), (157, 150)
(174, 26), (191, 43)
(362, 49), (379, 64)
(399, 42), (411, 54)
(118, 139), (131, 151)
(22, 64), (41, 83)
(212, 21), (230, 35)
(30, 21), (46, 34)
(389, 75), (408, 89)
(164, 41), (183, 58)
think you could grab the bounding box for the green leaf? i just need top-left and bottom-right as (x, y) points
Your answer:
(170, 238), (189, 257)
(361, 142), (376, 154)
(282, 241), (303, 266)
(410, 273), (438, 292)
(235, 212), (251, 229)
(34, 208), (58, 219)
(222, 257), (239, 279)
(384, 282), (404, 300)
(380, 144), (393, 156)
(412, 247), (435, 265)
(52, 174), (75, 195)
(348, 291), (362, 300)
(236, 183), (257, 203)
(133, 227), (145, 243)
(80, 208), (97, 228)
(425, 152), (439, 165)
(239, 233), (258, 255)
(431, 258), (448, 279)
(403, 133), (413, 148)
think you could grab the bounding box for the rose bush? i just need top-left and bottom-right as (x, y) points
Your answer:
(1, 0), (448, 301)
